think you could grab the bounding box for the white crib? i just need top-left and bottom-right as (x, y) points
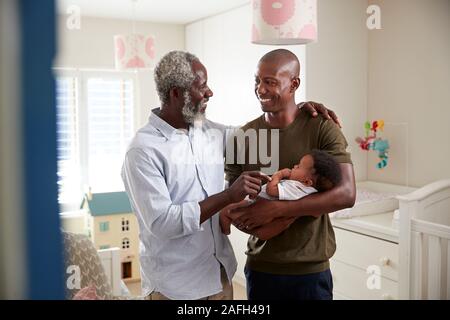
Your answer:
(398, 179), (450, 300)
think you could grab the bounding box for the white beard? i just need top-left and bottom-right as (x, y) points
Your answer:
(181, 91), (205, 124)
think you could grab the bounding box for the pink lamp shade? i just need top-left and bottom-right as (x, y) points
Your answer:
(252, 0), (317, 45)
(114, 34), (155, 70)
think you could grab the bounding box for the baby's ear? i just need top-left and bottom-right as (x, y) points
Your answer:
(304, 178), (314, 187)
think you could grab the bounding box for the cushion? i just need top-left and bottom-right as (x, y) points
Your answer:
(73, 284), (101, 300)
(62, 231), (113, 300)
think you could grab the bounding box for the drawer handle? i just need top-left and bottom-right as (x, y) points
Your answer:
(379, 257), (390, 266)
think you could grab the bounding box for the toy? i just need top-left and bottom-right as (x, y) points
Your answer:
(81, 191), (141, 282)
(355, 120), (389, 169)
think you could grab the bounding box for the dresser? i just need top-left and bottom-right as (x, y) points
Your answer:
(330, 211), (400, 300)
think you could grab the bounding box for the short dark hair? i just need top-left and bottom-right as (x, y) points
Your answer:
(310, 149), (342, 192)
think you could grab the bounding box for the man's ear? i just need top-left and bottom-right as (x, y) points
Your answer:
(169, 87), (181, 102)
(290, 77), (300, 92)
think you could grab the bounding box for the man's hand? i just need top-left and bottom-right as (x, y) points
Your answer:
(225, 171), (271, 202)
(219, 200), (250, 235)
(230, 198), (281, 231)
(200, 172), (270, 225)
(299, 101), (341, 128)
(219, 210), (233, 235)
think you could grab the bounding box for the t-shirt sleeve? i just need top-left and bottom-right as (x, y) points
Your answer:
(318, 119), (353, 164)
(225, 134), (243, 185)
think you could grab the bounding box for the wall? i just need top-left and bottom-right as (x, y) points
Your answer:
(60, 211), (87, 234)
(305, 0), (369, 182)
(367, 0), (450, 187)
(55, 15), (185, 128)
(186, 4), (306, 127)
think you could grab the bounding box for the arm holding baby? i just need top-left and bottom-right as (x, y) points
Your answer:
(221, 150), (344, 240)
(220, 166), (299, 240)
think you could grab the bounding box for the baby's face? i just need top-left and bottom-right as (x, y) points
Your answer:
(290, 154), (315, 184)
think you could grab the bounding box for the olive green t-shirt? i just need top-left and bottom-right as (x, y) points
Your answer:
(225, 108), (352, 275)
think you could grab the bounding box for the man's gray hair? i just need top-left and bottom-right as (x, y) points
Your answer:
(154, 51), (199, 106)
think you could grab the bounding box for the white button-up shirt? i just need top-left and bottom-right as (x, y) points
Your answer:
(121, 109), (237, 300)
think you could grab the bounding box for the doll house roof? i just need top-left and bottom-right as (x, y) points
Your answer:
(81, 191), (133, 216)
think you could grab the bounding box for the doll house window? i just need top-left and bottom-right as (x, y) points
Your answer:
(122, 237), (130, 249)
(99, 221), (109, 232)
(121, 218), (130, 232)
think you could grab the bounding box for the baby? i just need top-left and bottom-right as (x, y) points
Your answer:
(220, 149), (342, 240)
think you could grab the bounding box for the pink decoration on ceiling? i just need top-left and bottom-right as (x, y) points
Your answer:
(252, 0), (317, 45)
(114, 34), (155, 70)
(252, 24), (261, 42)
(261, 0), (295, 26)
(115, 38), (126, 59)
(126, 56), (146, 68)
(145, 37), (155, 59)
(298, 24), (317, 40)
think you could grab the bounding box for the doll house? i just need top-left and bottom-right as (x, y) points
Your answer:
(81, 191), (140, 283)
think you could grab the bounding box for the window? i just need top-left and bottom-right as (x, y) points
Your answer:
(121, 218), (130, 231)
(56, 76), (80, 205)
(55, 69), (136, 212)
(99, 245), (110, 250)
(122, 237), (130, 249)
(86, 77), (134, 192)
(99, 221), (109, 232)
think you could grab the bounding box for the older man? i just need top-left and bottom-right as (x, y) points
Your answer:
(121, 51), (337, 300)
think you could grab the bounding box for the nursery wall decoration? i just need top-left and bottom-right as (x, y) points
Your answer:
(356, 120), (390, 169)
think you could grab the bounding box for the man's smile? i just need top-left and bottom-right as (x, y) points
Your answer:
(258, 96), (272, 103)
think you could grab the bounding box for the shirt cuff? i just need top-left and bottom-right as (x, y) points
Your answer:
(181, 201), (203, 234)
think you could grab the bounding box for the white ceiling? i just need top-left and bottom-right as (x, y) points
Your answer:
(57, 0), (251, 24)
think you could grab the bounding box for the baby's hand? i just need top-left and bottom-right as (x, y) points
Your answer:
(271, 168), (291, 181)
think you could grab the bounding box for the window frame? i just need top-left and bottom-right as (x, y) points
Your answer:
(54, 68), (139, 213)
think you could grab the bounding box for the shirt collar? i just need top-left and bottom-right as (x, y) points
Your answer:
(148, 108), (188, 140)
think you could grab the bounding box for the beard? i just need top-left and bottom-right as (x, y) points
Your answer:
(181, 91), (206, 124)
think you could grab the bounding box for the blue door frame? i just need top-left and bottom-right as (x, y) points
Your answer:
(20, 0), (64, 299)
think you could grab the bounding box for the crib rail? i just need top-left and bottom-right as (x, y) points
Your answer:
(398, 179), (450, 300)
(397, 180), (450, 203)
(409, 218), (450, 299)
(412, 218), (450, 240)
